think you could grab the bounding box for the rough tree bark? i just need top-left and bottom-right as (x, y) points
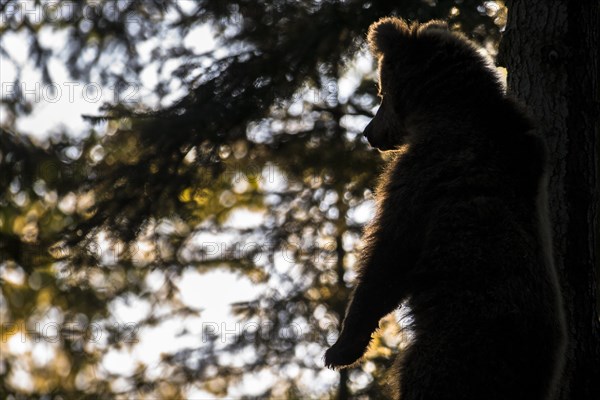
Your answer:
(498, 1), (600, 399)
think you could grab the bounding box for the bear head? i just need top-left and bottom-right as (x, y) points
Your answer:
(363, 17), (506, 151)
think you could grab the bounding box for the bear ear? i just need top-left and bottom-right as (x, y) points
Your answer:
(416, 20), (449, 34)
(367, 17), (410, 57)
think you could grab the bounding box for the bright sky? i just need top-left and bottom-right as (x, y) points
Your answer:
(0, 20), (216, 138)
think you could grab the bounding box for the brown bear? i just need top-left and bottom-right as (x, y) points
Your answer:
(324, 17), (566, 400)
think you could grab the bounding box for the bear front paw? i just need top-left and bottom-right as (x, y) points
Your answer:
(324, 335), (371, 369)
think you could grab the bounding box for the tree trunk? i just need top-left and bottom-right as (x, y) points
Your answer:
(498, 1), (600, 398)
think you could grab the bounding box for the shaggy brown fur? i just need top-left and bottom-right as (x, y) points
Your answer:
(324, 18), (566, 399)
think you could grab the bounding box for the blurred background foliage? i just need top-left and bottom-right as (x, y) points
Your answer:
(0, 0), (505, 398)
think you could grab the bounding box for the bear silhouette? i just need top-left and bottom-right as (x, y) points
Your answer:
(324, 18), (566, 400)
